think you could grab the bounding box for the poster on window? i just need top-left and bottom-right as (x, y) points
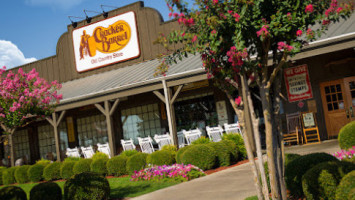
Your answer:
(284, 65), (313, 102)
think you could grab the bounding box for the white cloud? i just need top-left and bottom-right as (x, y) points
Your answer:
(25, 0), (87, 10)
(0, 40), (37, 69)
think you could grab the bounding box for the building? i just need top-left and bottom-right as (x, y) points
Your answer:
(0, 1), (354, 165)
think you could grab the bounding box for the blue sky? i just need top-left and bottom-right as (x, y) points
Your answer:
(0, 0), (193, 69)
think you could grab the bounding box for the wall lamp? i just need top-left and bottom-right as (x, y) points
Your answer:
(101, 5), (119, 18)
(68, 16), (84, 28)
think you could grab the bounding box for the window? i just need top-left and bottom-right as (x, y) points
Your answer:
(121, 104), (161, 144)
(77, 114), (107, 147)
(38, 122), (68, 160)
(13, 129), (30, 161)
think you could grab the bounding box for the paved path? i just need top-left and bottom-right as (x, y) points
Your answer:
(133, 139), (340, 200)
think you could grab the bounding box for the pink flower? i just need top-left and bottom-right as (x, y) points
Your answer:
(233, 13), (240, 22)
(173, 13), (179, 18)
(235, 96), (242, 106)
(305, 4), (314, 13)
(191, 35), (197, 43)
(169, 12), (172, 18)
(278, 42), (286, 50)
(211, 30), (216, 34)
(182, 32), (185, 37)
(336, 7), (343, 14)
(256, 25), (270, 38)
(287, 12), (292, 20)
(296, 30), (303, 36)
(213, 0), (218, 4)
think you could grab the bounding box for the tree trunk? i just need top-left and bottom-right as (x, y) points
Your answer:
(9, 129), (16, 167)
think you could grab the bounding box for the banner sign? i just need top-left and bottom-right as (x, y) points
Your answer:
(284, 65), (313, 102)
(72, 11), (140, 72)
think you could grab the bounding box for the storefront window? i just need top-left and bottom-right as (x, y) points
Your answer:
(13, 129), (30, 162)
(77, 114), (108, 147)
(121, 103), (161, 144)
(38, 122), (68, 160)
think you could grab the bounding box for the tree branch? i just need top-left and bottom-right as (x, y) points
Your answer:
(266, 52), (287, 89)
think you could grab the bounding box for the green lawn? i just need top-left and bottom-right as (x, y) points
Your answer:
(0, 177), (180, 199)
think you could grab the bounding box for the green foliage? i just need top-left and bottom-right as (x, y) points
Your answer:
(14, 165), (30, 184)
(207, 141), (232, 167)
(92, 152), (109, 161)
(222, 133), (247, 160)
(63, 157), (81, 162)
(0, 166), (7, 185)
(191, 136), (211, 145)
(126, 153), (148, 175)
(335, 170), (355, 200)
(181, 144), (217, 170)
(30, 182), (62, 200)
(349, 188), (355, 200)
(219, 140), (239, 162)
(2, 167), (17, 185)
(90, 157), (109, 175)
(285, 153), (338, 197)
(28, 164), (45, 182)
(120, 149), (138, 157)
(161, 144), (177, 152)
(35, 159), (51, 166)
(60, 161), (76, 179)
(107, 155), (127, 176)
(338, 121), (355, 150)
(73, 159), (92, 175)
(64, 172), (110, 200)
(284, 153), (301, 167)
(43, 162), (62, 181)
(147, 150), (176, 166)
(302, 161), (355, 200)
(0, 186), (27, 200)
(176, 145), (193, 164)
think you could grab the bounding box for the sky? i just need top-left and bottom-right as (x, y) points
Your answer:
(0, 0), (193, 69)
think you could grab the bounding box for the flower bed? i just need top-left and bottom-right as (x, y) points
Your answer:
(332, 146), (355, 160)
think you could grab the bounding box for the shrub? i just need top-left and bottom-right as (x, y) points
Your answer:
(64, 172), (110, 200)
(161, 144), (177, 152)
(28, 164), (45, 182)
(285, 152), (338, 197)
(92, 152), (109, 161)
(284, 153), (301, 166)
(14, 165), (30, 184)
(120, 149), (138, 157)
(349, 188), (355, 200)
(335, 170), (355, 200)
(35, 159), (51, 166)
(0, 166), (7, 185)
(60, 161), (76, 179)
(338, 121), (355, 150)
(222, 133), (247, 159)
(191, 136), (211, 145)
(107, 155), (127, 176)
(147, 150), (176, 166)
(302, 161), (355, 200)
(30, 182), (62, 200)
(207, 142), (232, 167)
(73, 159), (92, 175)
(90, 158), (109, 175)
(2, 167), (17, 185)
(126, 153), (148, 174)
(220, 140), (238, 162)
(0, 186), (27, 200)
(43, 162), (62, 181)
(176, 145), (193, 164)
(181, 144), (217, 170)
(64, 157), (81, 162)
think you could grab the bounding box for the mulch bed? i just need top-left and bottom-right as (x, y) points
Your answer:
(205, 159), (250, 175)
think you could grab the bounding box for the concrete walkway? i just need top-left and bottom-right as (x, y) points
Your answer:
(133, 140), (340, 200)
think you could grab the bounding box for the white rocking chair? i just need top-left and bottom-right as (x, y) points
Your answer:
(154, 134), (172, 150)
(66, 147), (81, 158)
(177, 131), (186, 148)
(183, 128), (202, 145)
(97, 143), (111, 158)
(138, 136), (155, 154)
(206, 125), (224, 142)
(224, 122), (242, 134)
(121, 138), (136, 151)
(81, 146), (95, 159)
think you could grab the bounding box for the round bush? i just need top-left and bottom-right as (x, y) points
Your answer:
(30, 182), (62, 200)
(176, 145), (193, 164)
(63, 157), (81, 162)
(107, 155), (127, 176)
(126, 153), (148, 174)
(64, 172), (110, 200)
(28, 164), (45, 182)
(338, 121), (355, 150)
(60, 161), (76, 179)
(35, 159), (51, 166)
(207, 142), (231, 167)
(222, 133), (247, 159)
(73, 159), (92, 175)
(43, 162), (62, 181)
(120, 150), (138, 157)
(335, 170), (355, 200)
(161, 145), (177, 152)
(92, 152), (109, 161)
(181, 144), (217, 170)
(302, 161), (355, 200)
(285, 153), (338, 197)
(0, 166), (7, 185)
(90, 158), (109, 175)
(349, 188), (355, 200)
(15, 165), (30, 184)
(220, 140), (238, 162)
(0, 186), (27, 200)
(2, 167), (17, 185)
(191, 136), (211, 145)
(284, 153), (301, 167)
(147, 150), (176, 166)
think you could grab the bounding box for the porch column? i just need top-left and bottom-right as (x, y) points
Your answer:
(95, 99), (120, 158)
(46, 111), (66, 162)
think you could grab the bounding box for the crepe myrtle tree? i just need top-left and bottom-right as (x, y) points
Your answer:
(155, 0), (353, 199)
(0, 66), (62, 166)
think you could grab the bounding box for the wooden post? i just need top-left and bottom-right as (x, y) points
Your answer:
(46, 111), (66, 162)
(162, 79), (175, 145)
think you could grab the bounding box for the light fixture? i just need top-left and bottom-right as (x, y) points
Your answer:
(68, 16), (84, 28)
(83, 10), (92, 23)
(101, 5), (119, 18)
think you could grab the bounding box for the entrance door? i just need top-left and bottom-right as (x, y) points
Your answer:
(320, 76), (355, 138)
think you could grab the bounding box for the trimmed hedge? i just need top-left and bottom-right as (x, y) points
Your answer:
(126, 152), (148, 174)
(30, 182), (62, 200)
(220, 140), (238, 162)
(335, 170), (355, 200)
(338, 121), (355, 150)
(60, 161), (76, 179)
(120, 150), (138, 157)
(0, 186), (27, 200)
(35, 159), (51, 166)
(43, 162), (62, 181)
(176, 145), (193, 164)
(92, 152), (109, 161)
(161, 145), (177, 152)
(191, 136), (211, 145)
(90, 157), (109, 175)
(349, 188), (355, 200)
(107, 155), (127, 176)
(28, 164), (45, 182)
(0, 166), (7, 185)
(285, 153), (338, 197)
(64, 172), (110, 200)
(302, 161), (355, 200)
(73, 159), (92, 175)
(14, 165), (30, 184)
(181, 144), (217, 170)
(222, 133), (247, 159)
(207, 142), (231, 167)
(2, 167), (17, 185)
(63, 157), (81, 162)
(147, 150), (176, 166)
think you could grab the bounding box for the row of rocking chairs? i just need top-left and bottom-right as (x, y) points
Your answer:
(66, 143), (111, 159)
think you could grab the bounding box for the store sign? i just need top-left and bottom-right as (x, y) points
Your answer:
(284, 65), (313, 102)
(72, 11), (140, 72)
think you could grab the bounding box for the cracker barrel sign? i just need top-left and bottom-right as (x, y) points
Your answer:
(72, 11), (140, 72)
(284, 65), (313, 102)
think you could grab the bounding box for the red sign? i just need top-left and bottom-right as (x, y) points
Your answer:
(284, 65), (313, 102)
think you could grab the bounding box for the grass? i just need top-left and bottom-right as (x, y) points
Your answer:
(0, 177), (180, 199)
(245, 195), (258, 200)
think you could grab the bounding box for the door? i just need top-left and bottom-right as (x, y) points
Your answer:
(343, 77), (355, 122)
